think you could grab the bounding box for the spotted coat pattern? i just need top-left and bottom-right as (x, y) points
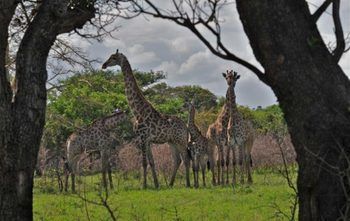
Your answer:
(65, 111), (128, 191)
(102, 51), (190, 188)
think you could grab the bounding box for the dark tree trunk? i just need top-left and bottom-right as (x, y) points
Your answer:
(0, 1), (20, 219)
(0, 1), (94, 220)
(236, 0), (350, 220)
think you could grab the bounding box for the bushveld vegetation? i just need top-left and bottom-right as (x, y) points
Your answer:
(33, 70), (297, 220)
(1, 1), (348, 220)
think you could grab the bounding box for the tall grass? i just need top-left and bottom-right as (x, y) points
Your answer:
(34, 169), (296, 221)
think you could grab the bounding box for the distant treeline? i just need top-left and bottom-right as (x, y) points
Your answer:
(43, 70), (286, 153)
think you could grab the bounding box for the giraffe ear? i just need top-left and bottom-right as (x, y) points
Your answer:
(233, 71), (240, 80)
(222, 73), (226, 78)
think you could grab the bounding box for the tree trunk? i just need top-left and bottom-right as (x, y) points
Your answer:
(0, 1), (20, 219)
(0, 1), (94, 220)
(236, 0), (350, 220)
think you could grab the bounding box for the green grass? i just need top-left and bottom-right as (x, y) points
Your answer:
(33, 169), (297, 221)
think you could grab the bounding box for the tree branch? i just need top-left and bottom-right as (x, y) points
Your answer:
(331, 0), (345, 63)
(119, 0), (268, 84)
(0, 0), (18, 104)
(312, 0), (333, 22)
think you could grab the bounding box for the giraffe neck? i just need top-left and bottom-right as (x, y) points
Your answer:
(227, 84), (241, 125)
(216, 103), (230, 128)
(188, 105), (202, 139)
(120, 56), (157, 119)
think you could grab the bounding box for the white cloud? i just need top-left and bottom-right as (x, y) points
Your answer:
(155, 61), (179, 75)
(72, 1), (349, 108)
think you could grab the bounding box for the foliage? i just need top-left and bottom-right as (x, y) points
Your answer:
(144, 82), (218, 116)
(43, 70), (219, 151)
(44, 69), (287, 155)
(250, 105), (287, 135)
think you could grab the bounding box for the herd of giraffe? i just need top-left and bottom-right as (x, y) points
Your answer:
(64, 50), (255, 191)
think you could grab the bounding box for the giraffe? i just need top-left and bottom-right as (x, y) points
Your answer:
(223, 70), (255, 184)
(206, 95), (230, 186)
(186, 100), (215, 188)
(102, 50), (190, 188)
(64, 109), (128, 192)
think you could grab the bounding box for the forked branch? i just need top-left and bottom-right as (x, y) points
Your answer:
(312, 0), (333, 22)
(311, 0), (346, 63)
(331, 0), (345, 63)
(117, 0), (268, 84)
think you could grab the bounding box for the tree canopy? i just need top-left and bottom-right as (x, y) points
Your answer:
(44, 69), (285, 152)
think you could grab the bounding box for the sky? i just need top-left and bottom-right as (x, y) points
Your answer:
(71, 0), (350, 108)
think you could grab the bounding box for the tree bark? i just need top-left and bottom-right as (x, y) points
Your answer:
(0, 1), (20, 219)
(236, 0), (350, 220)
(0, 1), (94, 220)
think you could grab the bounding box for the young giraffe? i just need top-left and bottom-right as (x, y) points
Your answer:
(187, 100), (216, 188)
(102, 50), (190, 188)
(206, 93), (230, 185)
(224, 70), (255, 184)
(64, 109), (128, 192)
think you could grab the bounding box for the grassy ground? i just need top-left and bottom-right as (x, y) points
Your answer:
(33, 168), (297, 221)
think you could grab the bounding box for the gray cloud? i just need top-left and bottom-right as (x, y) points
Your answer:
(73, 1), (348, 108)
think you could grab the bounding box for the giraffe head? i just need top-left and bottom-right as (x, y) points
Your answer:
(222, 70), (240, 87)
(102, 49), (125, 69)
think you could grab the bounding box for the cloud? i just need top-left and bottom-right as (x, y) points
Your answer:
(68, 1), (349, 108)
(155, 61), (179, 75)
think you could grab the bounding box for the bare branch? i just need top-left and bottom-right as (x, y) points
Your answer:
(76, 184), (118, 221)
(312, 0), (333, 22)
(331, 0), (345, 63)
(19, 1), (31, 25)
(118, 0), (268, 84)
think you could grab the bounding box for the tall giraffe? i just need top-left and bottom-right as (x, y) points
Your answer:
(206, 92), (230, 185)
(65, 109), (128, 192)
(224, 70), (255, 184)
(187, 100), (215, 187)
(102, 50), (190, 188)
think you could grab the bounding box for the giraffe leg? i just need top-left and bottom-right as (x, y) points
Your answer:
(217, 153), (221, 185)
(64, 171), (69, 192)
(64, 161), (69, 192)
(101, 152), (109, 190)
(169, 146), (181, 187)
(146, 145), (160, 189)
(239, 145), (245, 184)
(71, 173), (76, 193)
(232, 146), (237, 185)
(247, 152), (253, 184)
(226, 146), (231, 185)
(192, 161), (199, 188)
(108, 164), (114, 189)
(102, 170), (108, 191)
(70, 160), (78, 193)
(141, 145), (148, 189)
(208, 152), (216, 185)
(182, 151), (191, 188)
(220, 146), (225, 186)
(201, 160), (206, 187)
